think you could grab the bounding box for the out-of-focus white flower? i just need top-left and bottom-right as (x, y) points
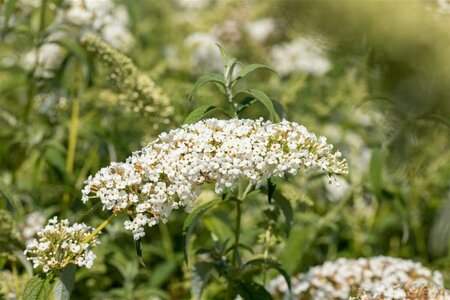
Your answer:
(19, 0), (41, 8)
(82, 118), (348, 240)
(62, 0), (133, 51)
(245, 18), (276, 43)
(211, 20), (242, 47)
(437, 0), (450, 13)
(175, 0), (211, 9)
(1, 55), (16, 68)
(84, 0), (113, 17)
(268, 256), (445, 300)
(270, 36), (332, 76)
(22, 43), (66, 78)
(67, 7), (93, 26)
(19, 212), (46, 244)
(101, 24), (134, 53)
(324, 176), (350, 202)
(184, 32), (223, 74)
(24, 217), (100, 273)
(110, 5), (130, 26)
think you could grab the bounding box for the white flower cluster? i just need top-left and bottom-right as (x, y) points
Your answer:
(60, 0), (133, 52)
(437, 0), (450, 14)
(24, 217), (100, 273)
(175, 0), (212, 10)
(245, 18), (276, 43)
(19, 211), (46, 244)
(270, 36), (332, 76)
(268, 256), (444, 300)
(22, 43), (66, 78)
(352, 285), (450, 300)
(21, 0), (133, 78)
(82, 118), (348, 240)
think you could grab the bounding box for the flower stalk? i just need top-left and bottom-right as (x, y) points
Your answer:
(82, 213), (118, 244)
(63, 97), (80, 211)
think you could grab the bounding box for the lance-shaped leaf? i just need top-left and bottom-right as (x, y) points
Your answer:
(272, 191), (293, 235)
(370, 148), (385, 198)
(242, 258), (291, 291)
(191, 261), (215, 299)
(183, 199), (221, 264)
(188, 73), (226, 101)
(184, 105), (231, 124)
(232, 63), (276, 84)
(231, 279), (272, 300)
(267, 178), (276, 204)
(56, 37), (92, 86)
(236, 89), (280, 122)
(2, 0), (19, 34)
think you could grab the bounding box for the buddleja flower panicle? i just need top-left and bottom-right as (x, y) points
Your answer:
(268, 256), (444, 300)
(82, 118), (347, 240)
(352, 285), (450, 300)
(24, 217), (100, 273)
(81, 34), (173, 123)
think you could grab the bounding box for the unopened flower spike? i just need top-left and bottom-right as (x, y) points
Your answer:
(81, 34), (173, 125)
(83, 118), (348, 240)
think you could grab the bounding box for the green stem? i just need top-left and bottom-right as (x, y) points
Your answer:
(12, 258), (20, 297)
(39, 0), (47, 34)
(82, 213), (117, 244)
(23, 0), (47, 123)
(159, 223), (175, 260)
(231, 200), (241, 269)
(63, 97), (80, 211)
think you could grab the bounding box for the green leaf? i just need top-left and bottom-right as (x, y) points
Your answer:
(56, 37), (91, 85)
(148, 261), (178, 287)
(54, 264), (76, 300)
(183, 199), (221, 264)
(203, 215), (234, 242)
(271, 99), (287, 120)
(134, 235), (145, 267)
(281, 226), (312, 275)
(0, 178), (22, 213)
(232, 64), (276, 84)
(242, 258), (291, 290)
(225, 58), (240, 83)
(370, 148), (385, 197)
(183, 105), (230, 124)
(57, 38), (89, 65)
(44, 146), (66, 175)
(237, 96), (257, 114)
(215, 43), (228, 66)
(273, 191), (293, 235)
(236, 89), (280, 122)
(267, 178), (276, 204)
(188, 73), (226, 101)
(231, 280), (272, 300)
(23, 275), (55, 300)
(2, 0), (19, 33)
(191, 262), (215, 299)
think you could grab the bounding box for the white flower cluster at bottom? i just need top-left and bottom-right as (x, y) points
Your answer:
(351, 285), (449, 300)
(268, 256), (444, 300)
(24, 217), (100, 273)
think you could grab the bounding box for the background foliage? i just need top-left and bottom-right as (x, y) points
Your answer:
(0, 0), (449, 299)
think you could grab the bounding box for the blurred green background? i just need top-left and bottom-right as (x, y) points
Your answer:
(0, 0), (449, 299)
